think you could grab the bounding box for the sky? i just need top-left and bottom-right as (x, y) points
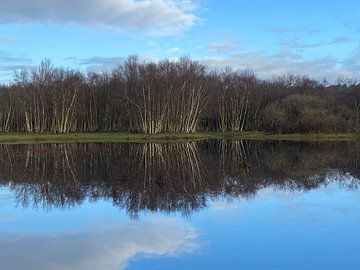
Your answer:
(0, 0), (359, 83)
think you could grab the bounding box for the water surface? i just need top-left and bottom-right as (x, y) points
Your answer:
(0, 140), (359, 269)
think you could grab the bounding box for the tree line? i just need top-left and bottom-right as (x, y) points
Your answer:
(1, 57), (360, 134)
(1, 141), (359, 216)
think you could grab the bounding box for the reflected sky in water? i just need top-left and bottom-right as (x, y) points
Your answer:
(0, 141), (360, 269)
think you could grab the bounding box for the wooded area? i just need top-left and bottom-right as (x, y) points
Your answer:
(1, 141), (359, 215)
(0, 57), (360, 134)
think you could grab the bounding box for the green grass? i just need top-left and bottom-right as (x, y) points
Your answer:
(231, 131), (360, 142)
(0, 131), (359, 144)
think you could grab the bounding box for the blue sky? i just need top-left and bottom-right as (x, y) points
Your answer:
(0, 0), (359, 83)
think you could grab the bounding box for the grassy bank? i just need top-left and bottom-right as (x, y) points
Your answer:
(0, 131), (359, 144)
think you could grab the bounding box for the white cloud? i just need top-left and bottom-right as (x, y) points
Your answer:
(342, 46), (360, 75)
(0, 50), (33, 83)
(168, 47), (182, 53)
(207, 42), (238, 53)
(200, 47), (360, 81)
(279, 39), (322, 49)
(67, 46), (360, 82)
(269, 25), (318, 35)
(0, 50), (32, 64)
(0, 0), (199, 35)
(0, 35), (17, 42)
(329, 36), (356, 44)
(0, 218), (198, 270)
(69, 56), (126, 72)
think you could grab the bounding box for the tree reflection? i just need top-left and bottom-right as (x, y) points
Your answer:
(0, 140), (359, 217)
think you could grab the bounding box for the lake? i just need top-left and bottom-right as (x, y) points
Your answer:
(0, 140), (359, 270)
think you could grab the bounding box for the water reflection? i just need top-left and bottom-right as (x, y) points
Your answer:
(0, 140), (359, 217)
(0, 217), (197, 270)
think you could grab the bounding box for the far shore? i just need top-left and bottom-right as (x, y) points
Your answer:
(0, 131), (359, 145)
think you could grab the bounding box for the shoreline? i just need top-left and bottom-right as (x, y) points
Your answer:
(0, 131), (359, 144)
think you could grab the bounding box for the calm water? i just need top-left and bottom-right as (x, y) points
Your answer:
(0, 140), (359, 270)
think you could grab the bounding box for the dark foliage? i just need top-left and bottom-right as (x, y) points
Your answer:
(0, 141), (359, 217)
(1, 58), (359, 134)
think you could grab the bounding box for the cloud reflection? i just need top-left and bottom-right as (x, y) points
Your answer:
(0, 218), (198, 270)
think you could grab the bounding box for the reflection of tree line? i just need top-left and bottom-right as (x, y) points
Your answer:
(0, 141), (359, 217)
